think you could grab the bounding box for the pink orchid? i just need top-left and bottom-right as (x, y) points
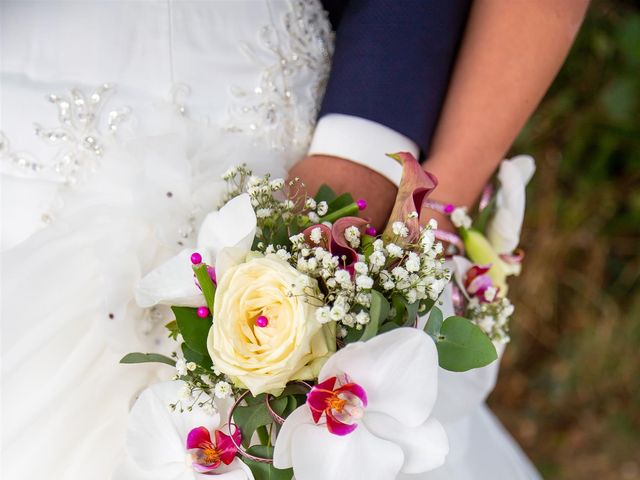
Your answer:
(306, 376), (368, 436)
(463, 264), (498, 303)
(382, 152), (438, 245)
(187, 426), (241, 473)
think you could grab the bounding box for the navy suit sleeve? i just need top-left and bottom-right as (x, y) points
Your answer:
(319, 0), (471, 156)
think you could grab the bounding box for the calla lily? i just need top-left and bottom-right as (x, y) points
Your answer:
(303, 217), (369, 272)
(135, 193), (256, 307)
(382, 152), (438, 245)
(487, 155), (535, 254)
(113, 381), (253, 480)
(273, 328), (448, 480)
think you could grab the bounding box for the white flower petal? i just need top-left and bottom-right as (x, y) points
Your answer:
(487, 156), (535, 254)
(135, 249), (207, 308)
(197, 193), (256, 280)
(125, 382), (221, 471)
(273, 406), (313, 469)
(364, 413), (448, 473)
(318, 328), (438, 427)
(288, 419), (404, 480)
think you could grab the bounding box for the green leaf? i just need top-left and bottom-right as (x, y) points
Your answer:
(436, 316), (498, 372)
(165, 320), (179, 340)
(244, 445), (293, 480)
(233, 397), (288, 447)
(119, 352), (176, 367)
(378, 322), (400, 334)
(314, 184), (337, 204)
(424, 306), (443, 339)
(361, 290), (389, 341)
(327, 192), (355, 212)
(181, 343), (212, 368)
(403, 300), (420, 327)
(172, 306), (211, 355)
(473, 195), (497, 233)
(193, 264), (216, 311)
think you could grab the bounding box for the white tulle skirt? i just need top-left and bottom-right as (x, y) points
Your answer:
(1, 108), (540, 479)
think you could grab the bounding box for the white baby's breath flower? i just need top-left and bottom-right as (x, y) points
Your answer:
(408, 211), (419, 219)
(214, 381), (232, 399)
(308, 212), (320, 223)
(315, 306), (331, 324)
(392, 221), (409, 238)
(355, 292), (371, 307)
(334, 269), (351, 286)
(369, 250), (386, 268)
(305, 198), (317, 210)
(326, 278), (337, 288)
(392, 266), (409, 281)
(329, 305), (346, 321)
(354, 262), (368, 275)
(428, 218), (438, 229)
(317, 201), (328, 216)
(355, 275), (374, 290)
(373, 239), (384, 251)
(178, 384), (192, 401)
(434, 242), (444, 255)
(201, 402), (218, 416)
(270, 178), (285, 190)
(355, 311), (370, 325)
(256, 208), (272, 218)
(451, 207), (472, 229)
(290, 233), (305, 245)
(247, 175), (261, 187)
(386, 243), (403, 258)
(337, 327), (348, 338)
(222, 165), (237, 180)
(344, 226), (361, 248)
(175, 358), (187, 376)
(405, 252), (421, 272)
(383, 280), (395, 291)
(310, 227), (323, 244)
(276, 249), (292, 261)
(421, 230), (435, 251)
(341, 313), (356, 327)
(406, 289), (418, 304)
(187, 362), (197, 372)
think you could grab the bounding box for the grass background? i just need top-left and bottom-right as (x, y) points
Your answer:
(487, 1), (640, 478)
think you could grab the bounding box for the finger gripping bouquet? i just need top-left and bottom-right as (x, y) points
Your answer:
(118, 153), (502, 480)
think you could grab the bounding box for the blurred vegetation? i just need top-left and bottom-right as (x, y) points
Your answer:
(488, 1), (640, 479)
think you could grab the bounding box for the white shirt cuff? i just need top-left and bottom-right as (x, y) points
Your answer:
(307, 114), (419, 186)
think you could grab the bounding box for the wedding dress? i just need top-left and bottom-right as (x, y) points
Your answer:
(0, 2), (539, 479)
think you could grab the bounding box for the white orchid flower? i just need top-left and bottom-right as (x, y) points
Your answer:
(113, 381), (253, 480)
(487, 155), (536, 255)
(273, 328), (448, 480)
(135, 193), (256, 307)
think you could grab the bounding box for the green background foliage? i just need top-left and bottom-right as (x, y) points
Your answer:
(488, 2), (640, 478)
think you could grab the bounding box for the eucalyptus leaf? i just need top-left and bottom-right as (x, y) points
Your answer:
(360, 290), (389, 341)
(403, 300), (420, 327)
(181, 343), (212, 368)
(436, 316), (498, 372)
(172, 306), (211, 355)
(193, 263), (216, 311)
(424, 306), (444, 339)
(119, 352), (176, 367)
(327, 192), (355, 212)
(244, 445), (293, 480)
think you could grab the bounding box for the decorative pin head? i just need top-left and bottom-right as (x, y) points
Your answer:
(356, 199), (367, 211)
(191, 252), (203, 265)
(256, 315), (269, 328)
(197, 306), (210, 318)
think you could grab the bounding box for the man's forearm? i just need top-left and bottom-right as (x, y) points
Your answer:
(424, 0), (589, 212)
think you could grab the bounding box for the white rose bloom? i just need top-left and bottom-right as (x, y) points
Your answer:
(208, 256), (335, 396)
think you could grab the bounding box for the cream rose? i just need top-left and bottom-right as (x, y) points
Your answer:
(207, 255), (335, 396)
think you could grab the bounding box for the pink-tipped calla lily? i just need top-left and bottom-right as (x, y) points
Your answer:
(382, 152), (438, 245)
(303, 217), (369, 272)
(307, 376), (368, 436)
(187, 426), (241, 473)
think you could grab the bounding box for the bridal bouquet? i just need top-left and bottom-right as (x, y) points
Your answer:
(117, 153), (528, 480)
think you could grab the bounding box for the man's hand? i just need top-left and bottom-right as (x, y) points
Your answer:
(288, 155), (398, 231)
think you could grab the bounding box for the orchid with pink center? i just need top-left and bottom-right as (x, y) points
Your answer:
(463, 264), (498, 302)
(273, 328), (448, 480)
(113, 381), (253, 480)
(382, 152), (438, 245)
(187, 426), (241, 473)
(306, 376), (368, 435)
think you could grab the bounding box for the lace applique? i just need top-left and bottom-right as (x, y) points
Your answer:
(0, 83), (131, 186)
(226, 0), (334, 153)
